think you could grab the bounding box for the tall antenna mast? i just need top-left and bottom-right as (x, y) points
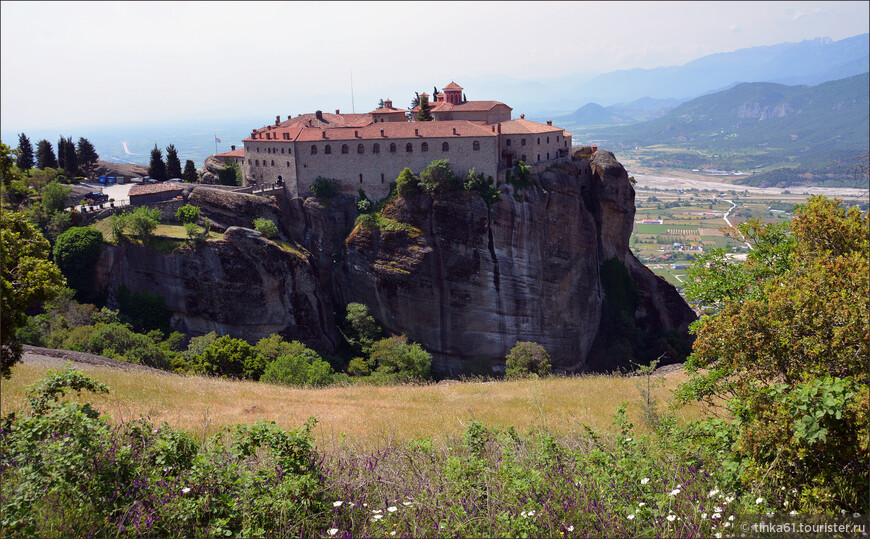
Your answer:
(350, 70), (356, 113)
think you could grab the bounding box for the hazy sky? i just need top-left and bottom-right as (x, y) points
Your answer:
(2, 1), (868, 132)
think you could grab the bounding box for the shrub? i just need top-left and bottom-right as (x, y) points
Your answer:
(261, 344), (334, 387)
(109, 212), (128, 243)
(52, 226), (103, 298)
(116, 284), (171, 335)
(419, 159), (459, 193)
(505, 341), (552, 379)
(253, 217), (279, 238)
(217, 160), (243, 186)
(368, 335), (431, 383)
(347, 356), (370, 376)
(343, 302), (381, 356)
(464, 167), (500, 204)
(175, 204), (200, 225)
(127, 206), (161, 241)
(189, 335), (264, 380)
(310, 177), (340, 200)
(395, 167), (421, 197)
(40, 181), (72, 213)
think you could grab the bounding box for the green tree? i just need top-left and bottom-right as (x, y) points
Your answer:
(190, 335), (265, 379)
(419, 159), (458, 192)
(57, 136), (78, 178)
(395, 167), (421, 197)
(310, 177), (340, 199)
(416, 94), (433, 122)
(35, 139), (57, 170)
(116, 284), (171, 334)
(344, 302), (381, 356)
(505, 341), (552, 379)
(464, 167), (500, 204)
(261, 343), (334, 387)
(127, 206), (161, 241)
(175, 204), (200, 225)
(165, 144), (182, 179)
(17, 133), (34, 171)
(217, 160), (242, 186)
(148, 144), (167, 181)
(182, 160), (198, 183)
(52, 227), (103, 297)
(75, 137), (99, 179)
(368, 335), (431, 383)
(253, 217), (279, 238)
(1, 212), (66, 377)
(676, 196), (869, 511)
(377, 98), (385, 109)
(41, 181), (72, 214)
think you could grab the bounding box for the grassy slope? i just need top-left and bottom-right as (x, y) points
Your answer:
(0, 361), (699, 450)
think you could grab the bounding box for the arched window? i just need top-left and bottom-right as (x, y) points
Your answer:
(257, 147), (260, 153)
(537, 154), (540, 162)
(373, 143), (380, 153)
(247, 159), (251, 165)
(406, 143), (413, 152)
(358, 144), (364, 154)
(311, 145), (318, 155)
(506, 139), (511, 147)
(390, 143), (397, 153)
(286, 161), (290, 167)
(547, 136), (550, 143)
(422, 142), (428, 152)
(324, 145), (331, 154)
(547, 152), (550, 160)
(521, 138), (526, 146)
(271, 160), (274, 166)
(442, 142), (449, 151)
(537, 138), (540, 144)
(556, 136), (560, 142)
(281, 147), (285, 154)
(473, 141), (480, 151)
(255, 160), (259, 166)
(341, 144), (349, 154)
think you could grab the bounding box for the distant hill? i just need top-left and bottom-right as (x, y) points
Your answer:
(555, 97), (681, 128)
(584, 73), (870, 187)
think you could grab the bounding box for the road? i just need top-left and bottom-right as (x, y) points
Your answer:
(630, 171), (869, 200)
(722, 199), (753, 251)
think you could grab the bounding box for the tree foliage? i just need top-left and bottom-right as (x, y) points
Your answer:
(416, 94), (433, 122)
(35, 139), (57, 170)
(75, 138), (99, 179)
(217, 160), (242, 186)
(253, 217), (279, 239)
(419, 159), (459, 193)
(464, 167), (500, 204)
(165, 144), (182, 179)
(148, 145), (167, 181)
(175, 204), (200, 225)
(16, 133), (34, 171)
(505, 341), (552, 379)
(261, 341), (334, 387)
(189, 335), (264, 380)
(182, 160), (198, 183)
(677, 196), (869, 511)
(127, 206), (162, 241)
(116, 284), (172, 335)
(1, 212), (66, 377)
(57, 136), (78, 178)
(41, 181), (72, 214)
(52, 226), (103, 298)
(367, 335), (431, 383)
(343, 302), (381, 356)
(395, 167), (421, 198)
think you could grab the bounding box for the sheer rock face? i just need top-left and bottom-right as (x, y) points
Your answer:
(93, 227), (337, 354)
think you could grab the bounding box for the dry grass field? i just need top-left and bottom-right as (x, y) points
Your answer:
(0, 360), (702, 450)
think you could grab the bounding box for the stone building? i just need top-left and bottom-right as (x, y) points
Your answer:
(129, 183), (184, 206)
(241, 82), (572, 199)
(214, 145), (245, 166)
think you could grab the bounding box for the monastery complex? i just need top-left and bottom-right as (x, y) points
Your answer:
(221, 82), (572, 199)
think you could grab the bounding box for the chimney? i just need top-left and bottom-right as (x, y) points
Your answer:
(355, 130), (359, 138)
(381, 129), (385, 137)
(520, 114), (525, 119)
(322, 131), (327, 139)
(231, 145), (236, 151)
(452, 127), (457, 135)
(251, 130), (257, 138)
(547, 120), (552, 126)
(384, 99), (392, 109)
(335, 109), (340, 115)
(315, 110), (323, 121)
(275, 115), (280, 126)
(491, 125), (495, 133)
(308, 119), (312, 126)
(415, 128), (419, 136)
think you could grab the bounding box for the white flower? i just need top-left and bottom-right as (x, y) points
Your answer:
(701, 513), (707, 519)
(724, 522), (731, 528)
(855, 513), (861, 518)
(766, 512), (774, 517)
(728, 515), (734, 521)
(714, 533), (722, 538)
(712, 512), (721, 519)
(333, 501), (343, 507)
(390, 532), (396, 536)
(521, 511), (527, 518)
(708, 488), (719, 498)
(714, 506), (723, 512)
(181, 487), (191, 494)
(628, 514), (635, 520)
(638, 502), (646, 507)
(784, 501), (789, 507)
(387, 506), (397, 513)
(327, 529), (338, 537)
(372, 509), (382, 514)
(403, 501), (412, 506)
(755, 497), (764, 504)
(363, 503), (368, 507)
(625, 437), (632, 442)
(528, 510), (536, 517)
(371, 514), (383, 520)
(567, 526), (574, 532)
(667, 514), (676, 522)
(781, 486), (786, 491)
(725, 496), (735, 503)
(641, 477), (650, 485)
(790, 510), (798, 516)
(669, 488), (681, 496)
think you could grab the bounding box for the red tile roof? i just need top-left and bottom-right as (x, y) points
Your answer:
(443, 81), (463, 90)
(129, 183), (185, 196)
(215, 148), (245, 158)
(497, 118), (564, 135)
(293, 120), (497, 142)
(412, 100), (509, 113)
(370, 106), (407, 115)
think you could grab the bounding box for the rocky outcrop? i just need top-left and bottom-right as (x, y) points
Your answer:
(92, 227), (337, 354)
(187, 186), (286, 234)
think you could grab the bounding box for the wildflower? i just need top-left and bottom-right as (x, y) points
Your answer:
(403, 501), (412, 506)
(708, 488), (719, 498)
(724, 522), (731, 528)
(333, 501), (344, 507)
(790, 510), (798, 516)
(728, 515), (734, 521)
(372, 509), (383, 514)
(390, 532), (396, 536)
(755, 497), (764, 504)
(725, 496), (735, 503)
(626, 437), (632, 442)
(667, 515), (676, 522)
(628, 514), (635, 520)
(641, 477), (650, 485)
(327, 530), (338, 537)
(181, 487), (191, 494)
(669, 488), (681, 496)
(372, 514), (383, 520)
(701, 513), (707, 519)
(714, 533), (722, 538)
(714, 506), (723, 512)
(638, 502), (646, 507)
(783, 501), (789, 507)
(387, 506), (397, 513)
(712, 513), (721, 519)
(567, 526), (574, 532)
(528, 510), (536, 517)
(855, 513), (861, 518)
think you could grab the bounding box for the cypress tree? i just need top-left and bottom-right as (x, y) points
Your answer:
(148, 144), (167, 181)
(76, 137), (99, 179)
(165, 144), (182, 179)
(62, 136), (78, 178)
(416, 94), (433, 122)
(36, 140), (57, 170)
(57, 137), (67, 172)
(182, 160), (198, 182)
(16, 133), (34, 171)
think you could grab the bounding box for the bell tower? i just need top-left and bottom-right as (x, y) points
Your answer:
(443, 81), (463, 104)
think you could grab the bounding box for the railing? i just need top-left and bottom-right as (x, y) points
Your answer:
(251, 182), (285, 196)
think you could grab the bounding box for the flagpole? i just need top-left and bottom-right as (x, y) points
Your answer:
(215, 135), (218, 155)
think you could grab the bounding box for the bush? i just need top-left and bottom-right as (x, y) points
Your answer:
(368, 335), (431, 383)
(52, 226), (103, 298)
(261, 344), (334, 387)
(175, 204), (200, 225)
(40, 181), (72, 213)
(310, 177), (340, 200)
(395, 167), (421, 197)
(505, 341), (552, 379)
(126, 206), (161, 241)
(189, 335), (264, 380)
(253, 217), (279, 238)
(116, 284), (171, 335)
(343, 302), (381, 356)
(217, 160), (243, 186)
(419, 159), (459, 193)
(464, 168), (500, 205)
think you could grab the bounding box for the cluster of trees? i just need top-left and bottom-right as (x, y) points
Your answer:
(393, 159), (499, 203)
(148, 144), (198, 182)
(16, 133), (99, 180)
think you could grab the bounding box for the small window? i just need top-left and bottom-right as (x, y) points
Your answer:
(537, 138), (540, 144)
(547, 152), (550, 160)
(473, 141), (480, 151)
(522, 155), (527, 162)
(358, 144), (364, 154)
(325, 144), (332, 155)
(281, 147), (285, 154)
(286, 161), (290, 167)
(288, 148), (291, 155)
(547, 136), (550, 143)
(556, 136), (560, 142)
(311, 145), (318, 155)
(341, 144), (349, 154)
(521, 138), (526, 146)
(255, 159), (259, 166)
(247, 159), (251, 165)
(537, 154), (540, 162)
(359, 173), (363, 184)
(381, 173), (385, 183)
(373, 143), (380, 153)
(257, 147), (260, 153)
(442, 142), (449, 151)
(506, 139), (511, 147)
(390, 143), (397, 153)
(406, 143), (413, 152)
(271, 160), (274, 166)
(422, 142), (428, 152)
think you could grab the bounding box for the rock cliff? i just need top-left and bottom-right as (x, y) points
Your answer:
(92, 151), (695, 374)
